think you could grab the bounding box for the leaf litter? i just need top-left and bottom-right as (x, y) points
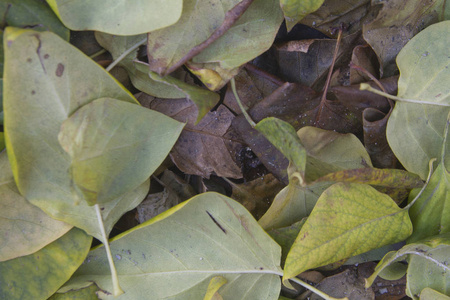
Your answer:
(2, 1), (450, 299)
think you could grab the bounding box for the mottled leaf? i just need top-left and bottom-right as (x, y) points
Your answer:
(0, 228), (92, 300)
(0, 151), (71, 262)
(284, 183), (412, 280)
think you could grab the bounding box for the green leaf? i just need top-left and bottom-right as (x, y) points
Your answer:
(46, 0), (183, 35)
(298, 126), (372, 181)
(3, 28), (147, 239)
(147, 0), (283, 72)
(420, 287), (450, 300)
(283, 183), (412, 281)
(0, 0), (69, 40)
(58, 98), (184, 206)
(258, 181), (330, 230)
(0, 151), (71, 262)
(279, 0), (325, 31)
(387, 20), (450, 179)
(268, 219), (306, 263)
(365, 233), (450, 300)
(255, 117), (307, 180)
(0, 228), (92, 300)
(407, 112), (450, 242)
(60, 192), (282, 299)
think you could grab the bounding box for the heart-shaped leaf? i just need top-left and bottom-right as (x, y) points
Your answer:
(59, 192), (282, 299)
(283, 183), (412, 281)
(386, 20), (450, 179)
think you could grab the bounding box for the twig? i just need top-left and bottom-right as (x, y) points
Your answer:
(162, 0), (255, 76)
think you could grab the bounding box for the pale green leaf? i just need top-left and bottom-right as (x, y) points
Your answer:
(420, 287), (450, 300)
(58, 98), (184, 206)
(279, 0), (325, 31)
(204, 276), (227, 300)
(0, 228), (92, 300)
(258, 181), (330, 230)
(298, 126), (372, 181)
(60, 192), (282, 300)
(255, 117), (307, 179)
(0, 0), (69, 40)
(46, 0), (183, 35)
(365, 234), (450, 300)
(268, 219), (306, 263)
(0, 151), (71, 262)
(387, 20), (450, 179)
(283, 183), (412, 280)
(3, 28), (147, 239)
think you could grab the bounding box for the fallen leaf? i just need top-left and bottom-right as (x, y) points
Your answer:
(419, 287), (450, 300)
(0, 228), (92, 300)
(47, 0), (183, 35)
(362, 0), (445, 77)
(299, 0), (370, 37)
(268, 219), (306, 263)
(349, 44), (379, 84)
(58, 98), (184, 206)
(0, 151), (71, 262)
(139, 93), (245, 179)
(386, 21), (450, 180)
(59, 193), (282, 299)
(48, 283), (99, 300)
(279, 0), (325, 31)
(3, 28), (149, 240)
(283, 183), (412, 281)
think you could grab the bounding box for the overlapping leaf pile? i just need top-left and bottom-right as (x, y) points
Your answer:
(0, 1), (449, 300)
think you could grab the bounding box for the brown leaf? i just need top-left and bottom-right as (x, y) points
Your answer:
(299, 0), (371, 37)
(349, 44), (380, 84)
(362, 0), (443, 77)
(274, 32), (361, 89)
(138, 93), (244, 178)
(226, 173), (284, 219)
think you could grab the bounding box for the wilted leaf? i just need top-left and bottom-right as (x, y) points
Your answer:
(362, 0), (446, 77)
(140, 94), (245, 179)
(0, 0), (69, 40)
(365, 233), (450, 300)
(0, 151), (71, 262)
(58, 98), (184, 206)
(0, 228), (92, 300)
(386, 21), (450, 179)
(280, 0), (325, 31)
(283, 183), (412, 280)
(60, 193), (282, 299)
(47, 0), (183, 35)
(300, 0), (370, 36)
(204, 276), (227, 300)
(349, 44), (380, 84)
(275, 32), (360, 89)
(3, 28), (148, 239)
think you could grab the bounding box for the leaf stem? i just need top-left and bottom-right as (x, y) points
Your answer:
(404, 158), (436, 210)
(95, 204), (124, 296)
(359, 84), (450, 106)
(106, 37), (147, 72)
(231, 78), (256, 127)
(89, 49), (107, 59)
